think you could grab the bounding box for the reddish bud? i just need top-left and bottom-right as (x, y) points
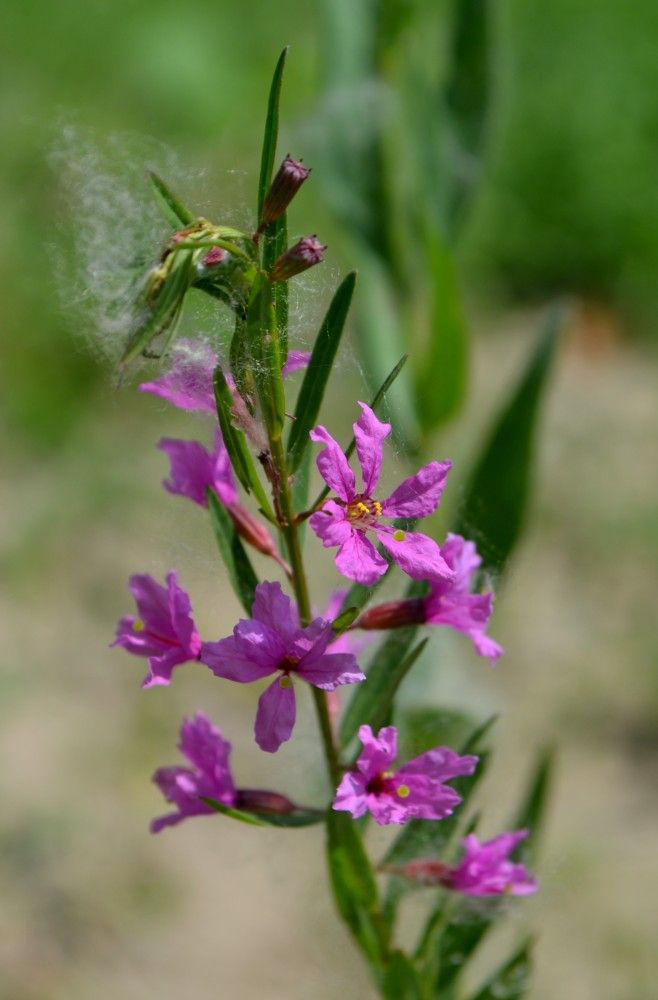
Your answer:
(260, 155), (311, 227)
(202, 246), (228, 267)
(357, 598), (427, 631)
(269, 235), (326, 282)
(235, 788), (297, 815)
(381, 860), (452, 887)
(228, 503), (277, 558)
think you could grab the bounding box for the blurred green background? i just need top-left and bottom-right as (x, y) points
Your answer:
(2, 1), (657, 998)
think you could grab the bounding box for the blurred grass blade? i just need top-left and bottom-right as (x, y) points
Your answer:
(339, 635), (427, 750)
(380, 950), (422, 1000)
(287, 271), (356, 472)
(207, 491), (259, 614)
(147, 170), (194, 227)
(453, 307), (562, 574)
(509, 746), (554, 863)
(445, 0), (491, 159)
(212, 368), (276, 521)
(257, 46), (288, 220)
(415, 230), (467, 430)
(468, 939), (534, 1000)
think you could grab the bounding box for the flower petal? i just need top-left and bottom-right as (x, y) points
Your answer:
(282, 351), (311, 376)
(399, 746), (478, 784)
(254, 677), (297, 752)
(382, 460), (452, 519)
(335, 531), (389, 585)
(440, 533), (481, 591)
(353, 402), (391, 496)
(332, 771), (368, 818)
(251, 581), (300, 640)
(297, 651), (365, 690)
(200, 635), (277, 682)
(355, 724), (397, 779)
(309, 425), (355, 502)
(139, 338), (217, 413)
(376, 528), (453, 581)
(309, 502), (353, 548)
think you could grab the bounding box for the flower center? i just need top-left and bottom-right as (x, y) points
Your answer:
(345, 495), (383, 529)
(366, 769), (395, 794)
(278, 655), (300, 678)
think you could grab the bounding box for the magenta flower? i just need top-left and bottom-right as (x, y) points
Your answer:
(200, 582), (365, 752)
(113, 571), (201, 688)
(309, 403), (453, 586)
(151, 713), (236, 832)
(447, 830), (538, 896)
(140, 338), (217, 413)
(423, 534), (503, 662)
(158, 432), (238, 508)
(333, 724), (478, 826)
(356, 534), (503, 663)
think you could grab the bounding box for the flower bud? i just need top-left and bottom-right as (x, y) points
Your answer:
(381, 860), (452, 887)
(202, 246), (228, 267)
(228, 503), (278, 558)
(260, 156), (310, 228)
(235, 788), (297, 815)
(357, 598), (427, 631)
(269, 235), (326, 282)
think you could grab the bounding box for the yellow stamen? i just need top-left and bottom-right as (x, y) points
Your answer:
(132, 619), (144, 632)
(373, 501), (383, 516)
(393, 529), (406, 542)
(279, 675), (293, 689)
(396, 784), (410, 799)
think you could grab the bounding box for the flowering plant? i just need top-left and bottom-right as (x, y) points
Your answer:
(109, 49), (556, 999)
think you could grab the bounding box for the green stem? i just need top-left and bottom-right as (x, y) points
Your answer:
(269, 436), (341, 787)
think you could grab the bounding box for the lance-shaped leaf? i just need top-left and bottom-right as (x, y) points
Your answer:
(121, 251), (193, 365)
(212, 367), (275, 522)
(445, 0), (491, 159)
(509, 746), (554, 865)
(310, 353), (409, 510)
(339, 634), (426, 751)
(147, 170), (195, 227)
(257, 47), (288, 220)
(206, 491), (259, 615)
(415, 229), (467, 431)
(287, 271), (356, 472)
(467, 939), (534, 1000)
(246, 274), (285, 440)
(453, 308), (562, 575)
(326, 810), (388, 967)
(201, 797), (323, 828)
(380, 950), (423, 1000)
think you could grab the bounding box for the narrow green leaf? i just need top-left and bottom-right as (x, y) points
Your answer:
(509, 747), (554, 864)
(121, 252), (193, 364)
(310, 353), (409, 510)
(212, 367), (276, 521)
(331, 606), (360, 636)
(257, 47), (288, 220)
(263, 214), (289, 358)
(207, 491), (259, 615)
(147, 170), (194, 227)
(339, 634), (427, 750)
(246, 274), (285, 439)
(200, 798), (267, 826)
(326, 811), (388, 966)
(453, 308), (562, 575)
(380, 950), (422, 1000)
(291, 445), (312, 544)
(468, 939), (533, 1000)
(415, 230), (467, 431)
(287, 271), (357, 472)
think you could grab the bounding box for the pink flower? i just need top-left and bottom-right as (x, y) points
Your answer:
(381, 830), (537, 896)
(356, 534), (503, 663)
(139, 338), (309, 412)
(158, 433), (238, 508)
(333, 725), (478, 826)
(139, 338), (217, 413)
(113, 572), (201, 688)
(309, 403), (453, 586)
(423, 534), (503, 662)
(151, 713), (236, 832)
(200, 582), (365, 753)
